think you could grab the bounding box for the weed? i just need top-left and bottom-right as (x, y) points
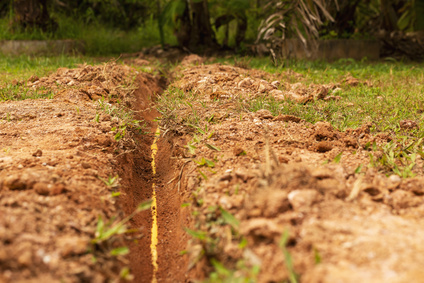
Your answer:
(94, 113), (100, 123)
(194, 157), (216, 168)
(279, 230), (298, 283)
(90, 199), (152, 279)
(333, 152), (343, 163)
(91, 200), (151, 246)
(96, 98), (145, 141)
(0, 85), (54, 101)
(99, 174), (119, 189)
(367, 138), (423, 178)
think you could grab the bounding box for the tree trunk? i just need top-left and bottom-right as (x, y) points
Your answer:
(12, 0), (56, 32)
(380, 0), (399, 31)
(187, 0), (217, 51)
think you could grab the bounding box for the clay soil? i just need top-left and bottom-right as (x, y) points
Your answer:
(1, 55), (424, 283)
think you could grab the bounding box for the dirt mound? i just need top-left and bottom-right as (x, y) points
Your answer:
(0, 63), (163, 282)
(24, 62), (152, 107)
(163, 63), (424, 282)
(172, 63), (342, 103)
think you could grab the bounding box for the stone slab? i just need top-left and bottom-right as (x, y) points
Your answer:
(281, 39), (380, 61)
(0, 40), (85, 56)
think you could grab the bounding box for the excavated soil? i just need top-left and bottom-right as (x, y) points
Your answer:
(162, 56), (424, 283)
(2, 55), (424, 283)
(0, 62), (185, 283)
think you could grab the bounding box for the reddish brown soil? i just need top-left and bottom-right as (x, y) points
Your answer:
(164, 58), (424, 283)
(3, 55), (424, 283)
(0, 62), (187, 283)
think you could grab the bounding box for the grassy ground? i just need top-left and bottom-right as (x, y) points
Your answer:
(214, 57), (424, 136)
(3, 55), (424, 177)
(0, 55), (99, 100)
(3, 55), (424, 281)
(3, 54), (424, 136)
(0, 16), (176, 56)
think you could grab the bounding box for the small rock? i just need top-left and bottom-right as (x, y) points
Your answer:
(288, 189), (319, 211)
(278, 156), (289, 164)
(269, 89), (284, 97)
(238, 78), (253, 88)
(273, 114), (302, 123)
(388, 174), (401, 188)
(271, 81), (280, 88)
(17, 250), (33, 267)
(47, 159), (59, 167)
(344, 137), (357, 147)
(59, 237), (88, 257)
(32, 149), (43, 157)
(4, 176), (27, 190)
(219, 174), (232, 182)
(316, 141), (333, 152)
(51, 183), (66, 195)
(81, 162), (91, 169)
(96, 136), (112, 147)
(312, 85), (329, 99)
(28, 75), (39, 83)
(324, 95), (342, 101)
(233, 147), (246, 156)
(255, 109), (273, 119)
(311, 168), (332, 179)
(235, 170), (250, 182)
(34, 183), (50, 196)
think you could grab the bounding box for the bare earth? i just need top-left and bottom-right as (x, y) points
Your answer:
(1, 55), (424, 282)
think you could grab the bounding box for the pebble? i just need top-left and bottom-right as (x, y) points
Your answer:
(32, 149), (43, 157)
(34, 183), (50, 196)
(288, 189), (319, 211)
(59, 237), (88, 257)
(255, 109), (273, 119)
(316, 141), (333, 152)
(17, 250), (32, 267)
(81, 162), (91, 169)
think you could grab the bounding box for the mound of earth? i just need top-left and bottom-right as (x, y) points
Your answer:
(163, 58), (424, 282)
(0, 62), (162, 282)
(2, 56), (424, 283)
(172, 63), (356, 103)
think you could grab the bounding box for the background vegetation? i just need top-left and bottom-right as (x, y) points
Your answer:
(1, 0), (424, 57)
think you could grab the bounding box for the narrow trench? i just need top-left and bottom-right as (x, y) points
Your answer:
(117, 74), (189, 282)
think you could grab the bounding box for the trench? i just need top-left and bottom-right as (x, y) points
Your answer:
(116, 74), (190, 282)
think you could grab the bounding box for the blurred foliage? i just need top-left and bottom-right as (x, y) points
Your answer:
(2, 0), (424, 55)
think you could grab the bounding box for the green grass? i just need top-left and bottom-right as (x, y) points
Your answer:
(0, 14), (177, 56)
(215, 57), (424, 137)
(0, 54), (98, 83)
(0, 54), (101, 101)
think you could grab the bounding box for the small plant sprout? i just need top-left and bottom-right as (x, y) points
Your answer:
(279, 230), (298, 283)
(94, 113), (100, 123)
(92, 199), (152, 246)
(99, 175), (119, 189)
